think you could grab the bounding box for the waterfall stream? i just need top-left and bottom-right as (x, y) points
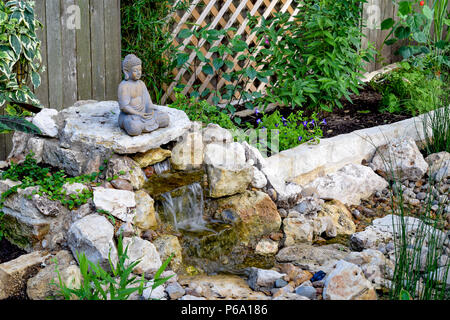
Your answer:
(160, 182), (211, 233)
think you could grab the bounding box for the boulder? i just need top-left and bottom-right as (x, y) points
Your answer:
(371, 137), (429, 181)
(241, 141), (266, 170)
(204, 142), (246, 169)
(425, 151), (450, 173)
(133, 190), (158, 231)
(0, 251), (49, 300)
(202, 123), (233, 145)
(323, 260), (377, 300)
(262, 164), (303, 208)
(305, 164), (388, 206)
(93, 187), (136, 222)
(26, 250), (82, 300)
(132, 148), (172, 168)
(32, 108), (60, 138)
(206, 164), (253, 198)
(106, 155), (146, 190)
(276, 244), (350, 274)
(67, 214), (118, 272)
(170, 132), (204, 171)
(122, 237), (162, 275)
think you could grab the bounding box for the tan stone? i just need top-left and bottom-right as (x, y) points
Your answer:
(0, 251), (49, 300)
(133, 190), (158, 230)
(318, 200), (356, 236)
(133, 148), (172, 168)
(153, 235), (183, 273)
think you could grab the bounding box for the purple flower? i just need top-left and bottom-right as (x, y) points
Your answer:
(282, 117), (287, 121)
(275, 123), (279, 127)
(321, 119), (327, 125)
(255, 108), (259, 115)
(283, 121), (287, 127)
(310, 120), (315, 125)
(298, 136), (303, 142)
(257, 119), (262, 125)
(303, 121), (308, 127)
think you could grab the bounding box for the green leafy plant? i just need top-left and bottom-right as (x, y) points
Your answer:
(370, 61), (446, 115)
(169, 90), (238, 130)
(54, 233), (174, 300)
(239, 109), (324, 153)
(247, 0), (375, 113)
(381, 0), (450, 73)
(121, 0), (191, 103)
(0, 0), (43, 134)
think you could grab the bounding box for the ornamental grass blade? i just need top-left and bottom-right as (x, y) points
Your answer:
(0, 115), (41, 134)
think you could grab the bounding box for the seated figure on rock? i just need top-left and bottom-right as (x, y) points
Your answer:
(118, 54), (169, 136)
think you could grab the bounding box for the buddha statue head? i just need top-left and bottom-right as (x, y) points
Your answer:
(122, 54), (142, 81)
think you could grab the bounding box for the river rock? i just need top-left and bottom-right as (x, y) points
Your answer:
(255, 239), (279, 255)
(133, 190), (158, 231)
(26, 250), (82, 300)
(248, 268), (286, 291)
(276, 244), (350, 274)
(166, 282), (186, 300)
(295, 285), (317, 300)
(32, 108), (60, 138)
(170, 131), (204, 170)
(202, 123), (233, 144)
(304, 164), (388, 206)
(153, 235), (183, 272)
(93, 187), (136, 222)
(122, 237), (162, 275)
(133, 148), (172, 168)
(371, 137), (429, 181)
(425, 152), (450, 173)
(273, 292), (310, 300)
(178, 274), (268, 300)
(60, 101), (191, 154)
(432, 160), (449, 182)
(293, 197), (324, 215)
(323, 260), (377, 300)
(67, 214), (118, 272)
(143, 281), (167, 300)
(0, 251), (49, 300)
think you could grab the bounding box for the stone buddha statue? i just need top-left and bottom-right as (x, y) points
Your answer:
(118, 54), (169, 136)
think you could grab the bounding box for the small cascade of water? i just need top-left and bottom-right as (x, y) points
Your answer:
(160, 182), (211, 233)
(154, 159), (171, 175)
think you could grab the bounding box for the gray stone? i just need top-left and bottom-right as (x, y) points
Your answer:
(251, 167), (268, 189)
(153, 235), (183, 272)
(170, 131), (204, 171)
(295, 285), (317, 300)
(122, 237), (162, 275)
(67, 214), (118, 272)
(293, 197), (324, 215)
(241, 141), (267, 170)
(247, 268), (286, 291)
(93, 187), (136, 222)
(202, 123), (233, 145)
(283, 216), (314, 245)
(166, 282), (186, 300)
(106, 155), (146, 190)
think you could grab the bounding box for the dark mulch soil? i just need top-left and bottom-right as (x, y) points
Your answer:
(240, 85), (411, 138)
(0, 238), (26, 264)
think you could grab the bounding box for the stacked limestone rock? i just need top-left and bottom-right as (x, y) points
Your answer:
(1, 101), (448, 300)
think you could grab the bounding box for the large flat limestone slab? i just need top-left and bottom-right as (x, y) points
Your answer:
(61, 101), (191, 154)
(265, 108), (438, 187)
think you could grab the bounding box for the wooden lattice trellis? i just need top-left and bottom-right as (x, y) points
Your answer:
(161, 0), (300, 105)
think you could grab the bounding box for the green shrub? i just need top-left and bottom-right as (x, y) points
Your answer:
(249, 0), (375, 112)
(121, 0), (190, 103)
(370, 61), (446, 115)
(420, 94), (449, 155)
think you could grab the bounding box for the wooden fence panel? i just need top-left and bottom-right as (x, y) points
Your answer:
(0, 0), (122, 160)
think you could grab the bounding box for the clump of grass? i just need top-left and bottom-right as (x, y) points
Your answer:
(373, 138), (449, 300)
(420, 95), (450, 155)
